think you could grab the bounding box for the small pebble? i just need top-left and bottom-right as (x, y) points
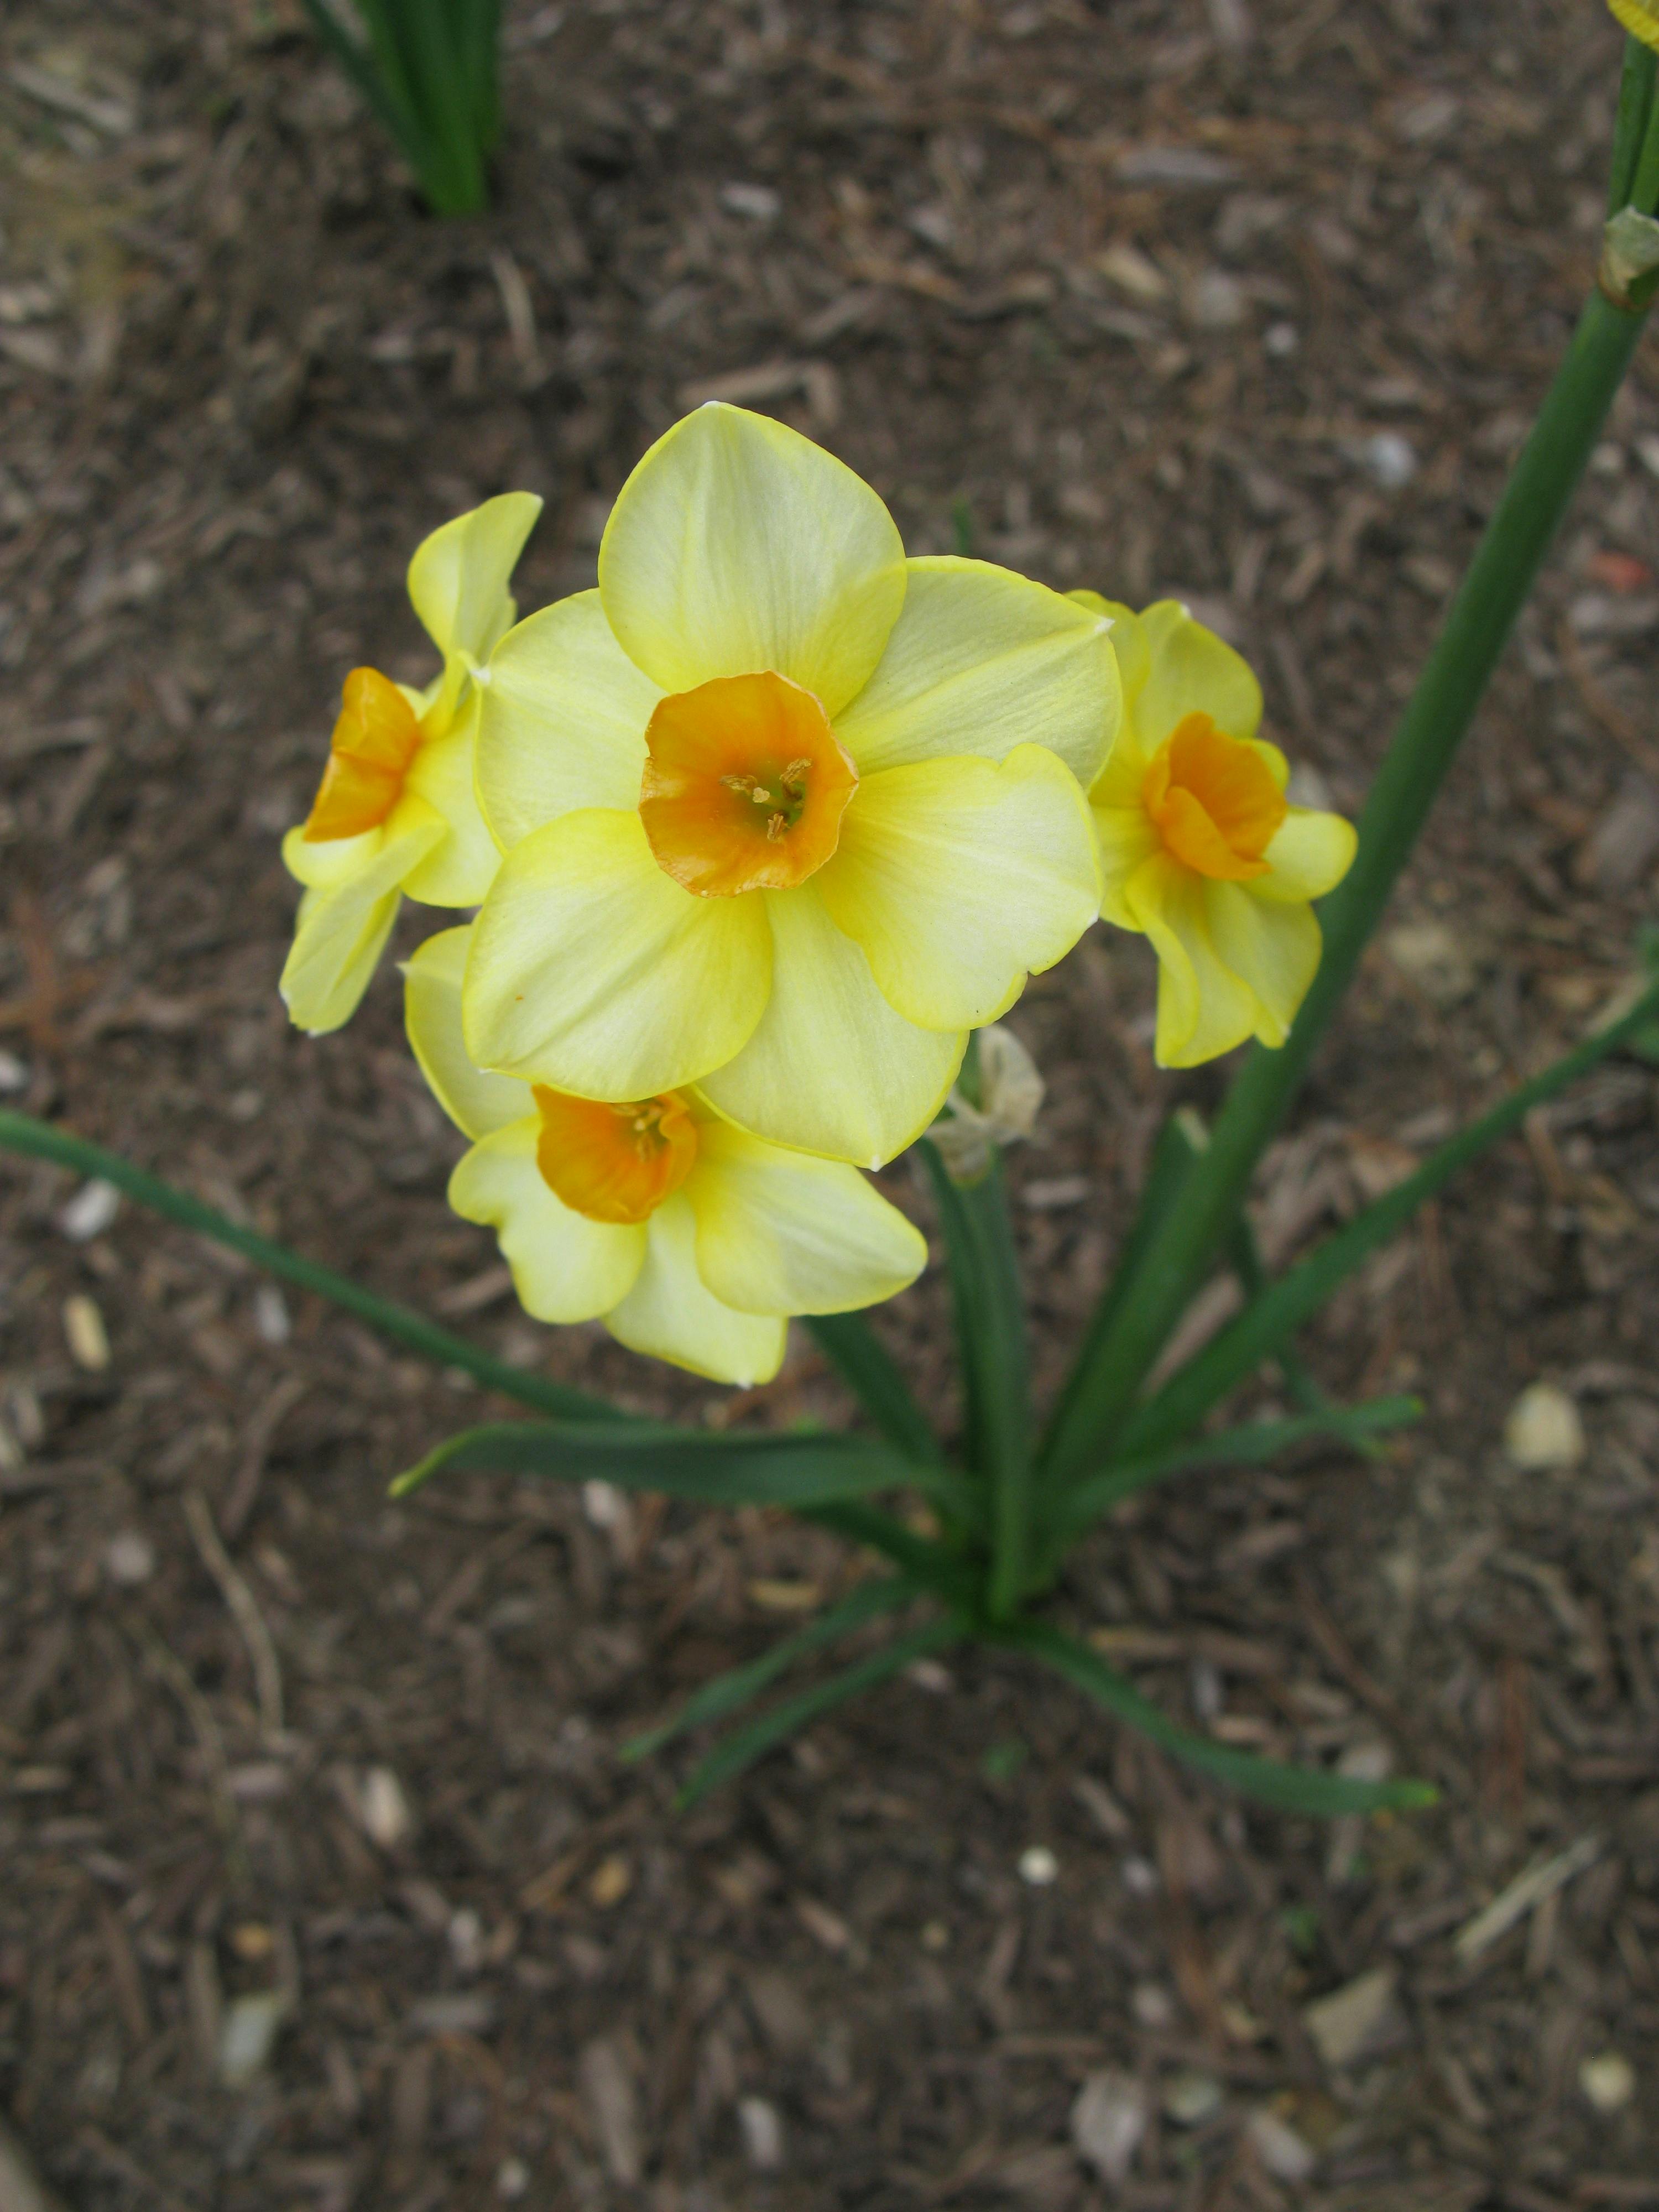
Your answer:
(356, 1765), (414, 1849)
(737, 2094), (785, 2171)
(1504, 1382), (1585, 1472)
(1018, 1845), (1058, 1887)
(1246, 2107), (1316, 2183)
(1163, 2069), (1224, 2126)
(1264, 320), (1299, 357)
(103, 1531), (155, 1587)
(0, 1047), (29, 1094)
(1131, 1980), (1176, 2029)
(495, 2157), (530, 2201)
(588, 1854), (633, 1909)
(63, 1294), (111, 1372)
(253, 1285), (290, 1345)
(1121, 1855), (1159, 1896)
(217, 1990), (289, 2089)
(1359, 430), (1418, 489)
(1071, 2069), (1148, 2186)
(59, 1178), (119, 1241)
(720, 181), (780, 222)
(1579, 2051), (1635, 2114)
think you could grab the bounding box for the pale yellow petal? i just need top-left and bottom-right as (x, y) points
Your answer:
(697, 885), (964, 1167)
(1091, 801), (1162, 931)
(403, 926), (532, 1140)
(449, 1120), (646, 1321)
(1202, 881), (1322, 1046)
(687, 1119), (926, 1316)
(407, 491), (543, 664)
(1125, 851), (1258, 1068)
(816, 745), (1100, 1031)
(604, 1193), (786, 1385)
(463, 807), (772, 1096)
(597, 403), (906, 714)
(278, 811), (444, 1033)
(1070, 592), (1150, 707)
(476, 590), (660, 853)
(401, 705), (500, 904)
(1255, 807), (1357, 904)
(1135, 599), (1262, 749)
(832, 556), (1119, 787)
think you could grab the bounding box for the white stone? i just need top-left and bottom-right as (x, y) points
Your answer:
(738, 2095), (785, 2171)
(104, 1531), (155, 1587)
(218, 1990), (289, 2088)
(1071, 2070), (1148, 2184)
(1503, 1383), (1585, 1473)
(1579, 2051), (1635, 2113)
(1018, 1845), (1059, 1887)
(1246, 2108), (1316, 2183)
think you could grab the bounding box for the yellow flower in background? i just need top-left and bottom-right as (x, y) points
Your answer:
(406, 929), (928, 1386)
(1608, 1), (1659, 55)
(280, 493), (542, 1034)
(1074, 596), (1357, 1069)
(463, 404), (1115, 1168)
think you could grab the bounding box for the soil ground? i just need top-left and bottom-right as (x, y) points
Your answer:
(2, 2), (1658, 2207)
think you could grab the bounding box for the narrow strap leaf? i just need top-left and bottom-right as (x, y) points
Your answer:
(1224, 1209), (1378, 1451)
(0, 1108), (625, 1427)
(297, 0), (413, 148)
(390, 1421), (919, 1506)
(1118, 977), (1659, 1462)
(1041, 1109), (1204, 1473)
(806, 1312), (944, 1469)
(804, 1501), (981, 1608)
(676, 1615), (962, 1805)
(916, 1138), (1031, 1615)
(1004, 1620), (1436, 1816)
(622, 1577), (917, 1762)
(1038, 1396), (1422, 1564)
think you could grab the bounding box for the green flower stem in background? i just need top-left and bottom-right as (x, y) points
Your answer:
(300, 0), (502, 216)
(1045, 257), (1656, 1483)
(1115, 972), (1659, 1466)
(919, 1141), (1032, 1621)
(0, 1108), (619, 1425)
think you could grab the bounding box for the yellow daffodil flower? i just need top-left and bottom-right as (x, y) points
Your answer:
(1608, 1), (1659, 54)
(405, 928), (928, 1386)
(462, 404), (1115, 1167)
(280, 493), (543, 1034)
(1075, 596), (1357, 1068)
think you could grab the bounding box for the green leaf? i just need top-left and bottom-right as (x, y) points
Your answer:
(389, 1421), (922, 1506)
(806, 1312), (943, 1469)
(0, 1108), (628, 1428)
(1223, 1204), (1369, 1444)
(621, 1576), (917, 1762)
(805, 1499), (981, 1609)
(1005, 1620), (1437, 1816)
(677, 1615), (962, 1805)
(917, 1137), (1031, 1615)
(299, 0), (498, 213)
(1041, 1109), (1205, 1473)
(1119, 976), (1659, 1463)
(1039, 1397), (1422, 1563)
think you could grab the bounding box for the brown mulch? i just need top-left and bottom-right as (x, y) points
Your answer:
(3, 1), (1658, 2206)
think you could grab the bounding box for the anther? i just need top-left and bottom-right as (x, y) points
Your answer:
(766, 811), (787, 841)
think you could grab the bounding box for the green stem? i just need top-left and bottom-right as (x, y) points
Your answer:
(1117, 976), (1659, 1463)
(919, 1142), (1031, 1620)
(1609, 37), (1658, 214)
(0, 1108), (623, 1425)
(1046, 279), (1652, 1480)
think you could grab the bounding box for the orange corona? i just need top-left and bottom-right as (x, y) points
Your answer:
(639, 670), (858, 896)
(533, 1084), (698, 1224)
(1142, 712), (1286, 882)
(302, 667), (424, 842)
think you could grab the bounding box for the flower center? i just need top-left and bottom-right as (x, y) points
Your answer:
(639, 670), (858, 896)
(1142, 712), (1287, 881)
(533, 1083), (697, 1225)
(302, 667), (424, 842)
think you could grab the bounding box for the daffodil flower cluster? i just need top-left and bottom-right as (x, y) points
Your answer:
(278, 404), (1355, 1381)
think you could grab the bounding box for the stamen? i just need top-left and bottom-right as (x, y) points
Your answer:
(765, 812), (787, 841)
(780, 758), (811, 791)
